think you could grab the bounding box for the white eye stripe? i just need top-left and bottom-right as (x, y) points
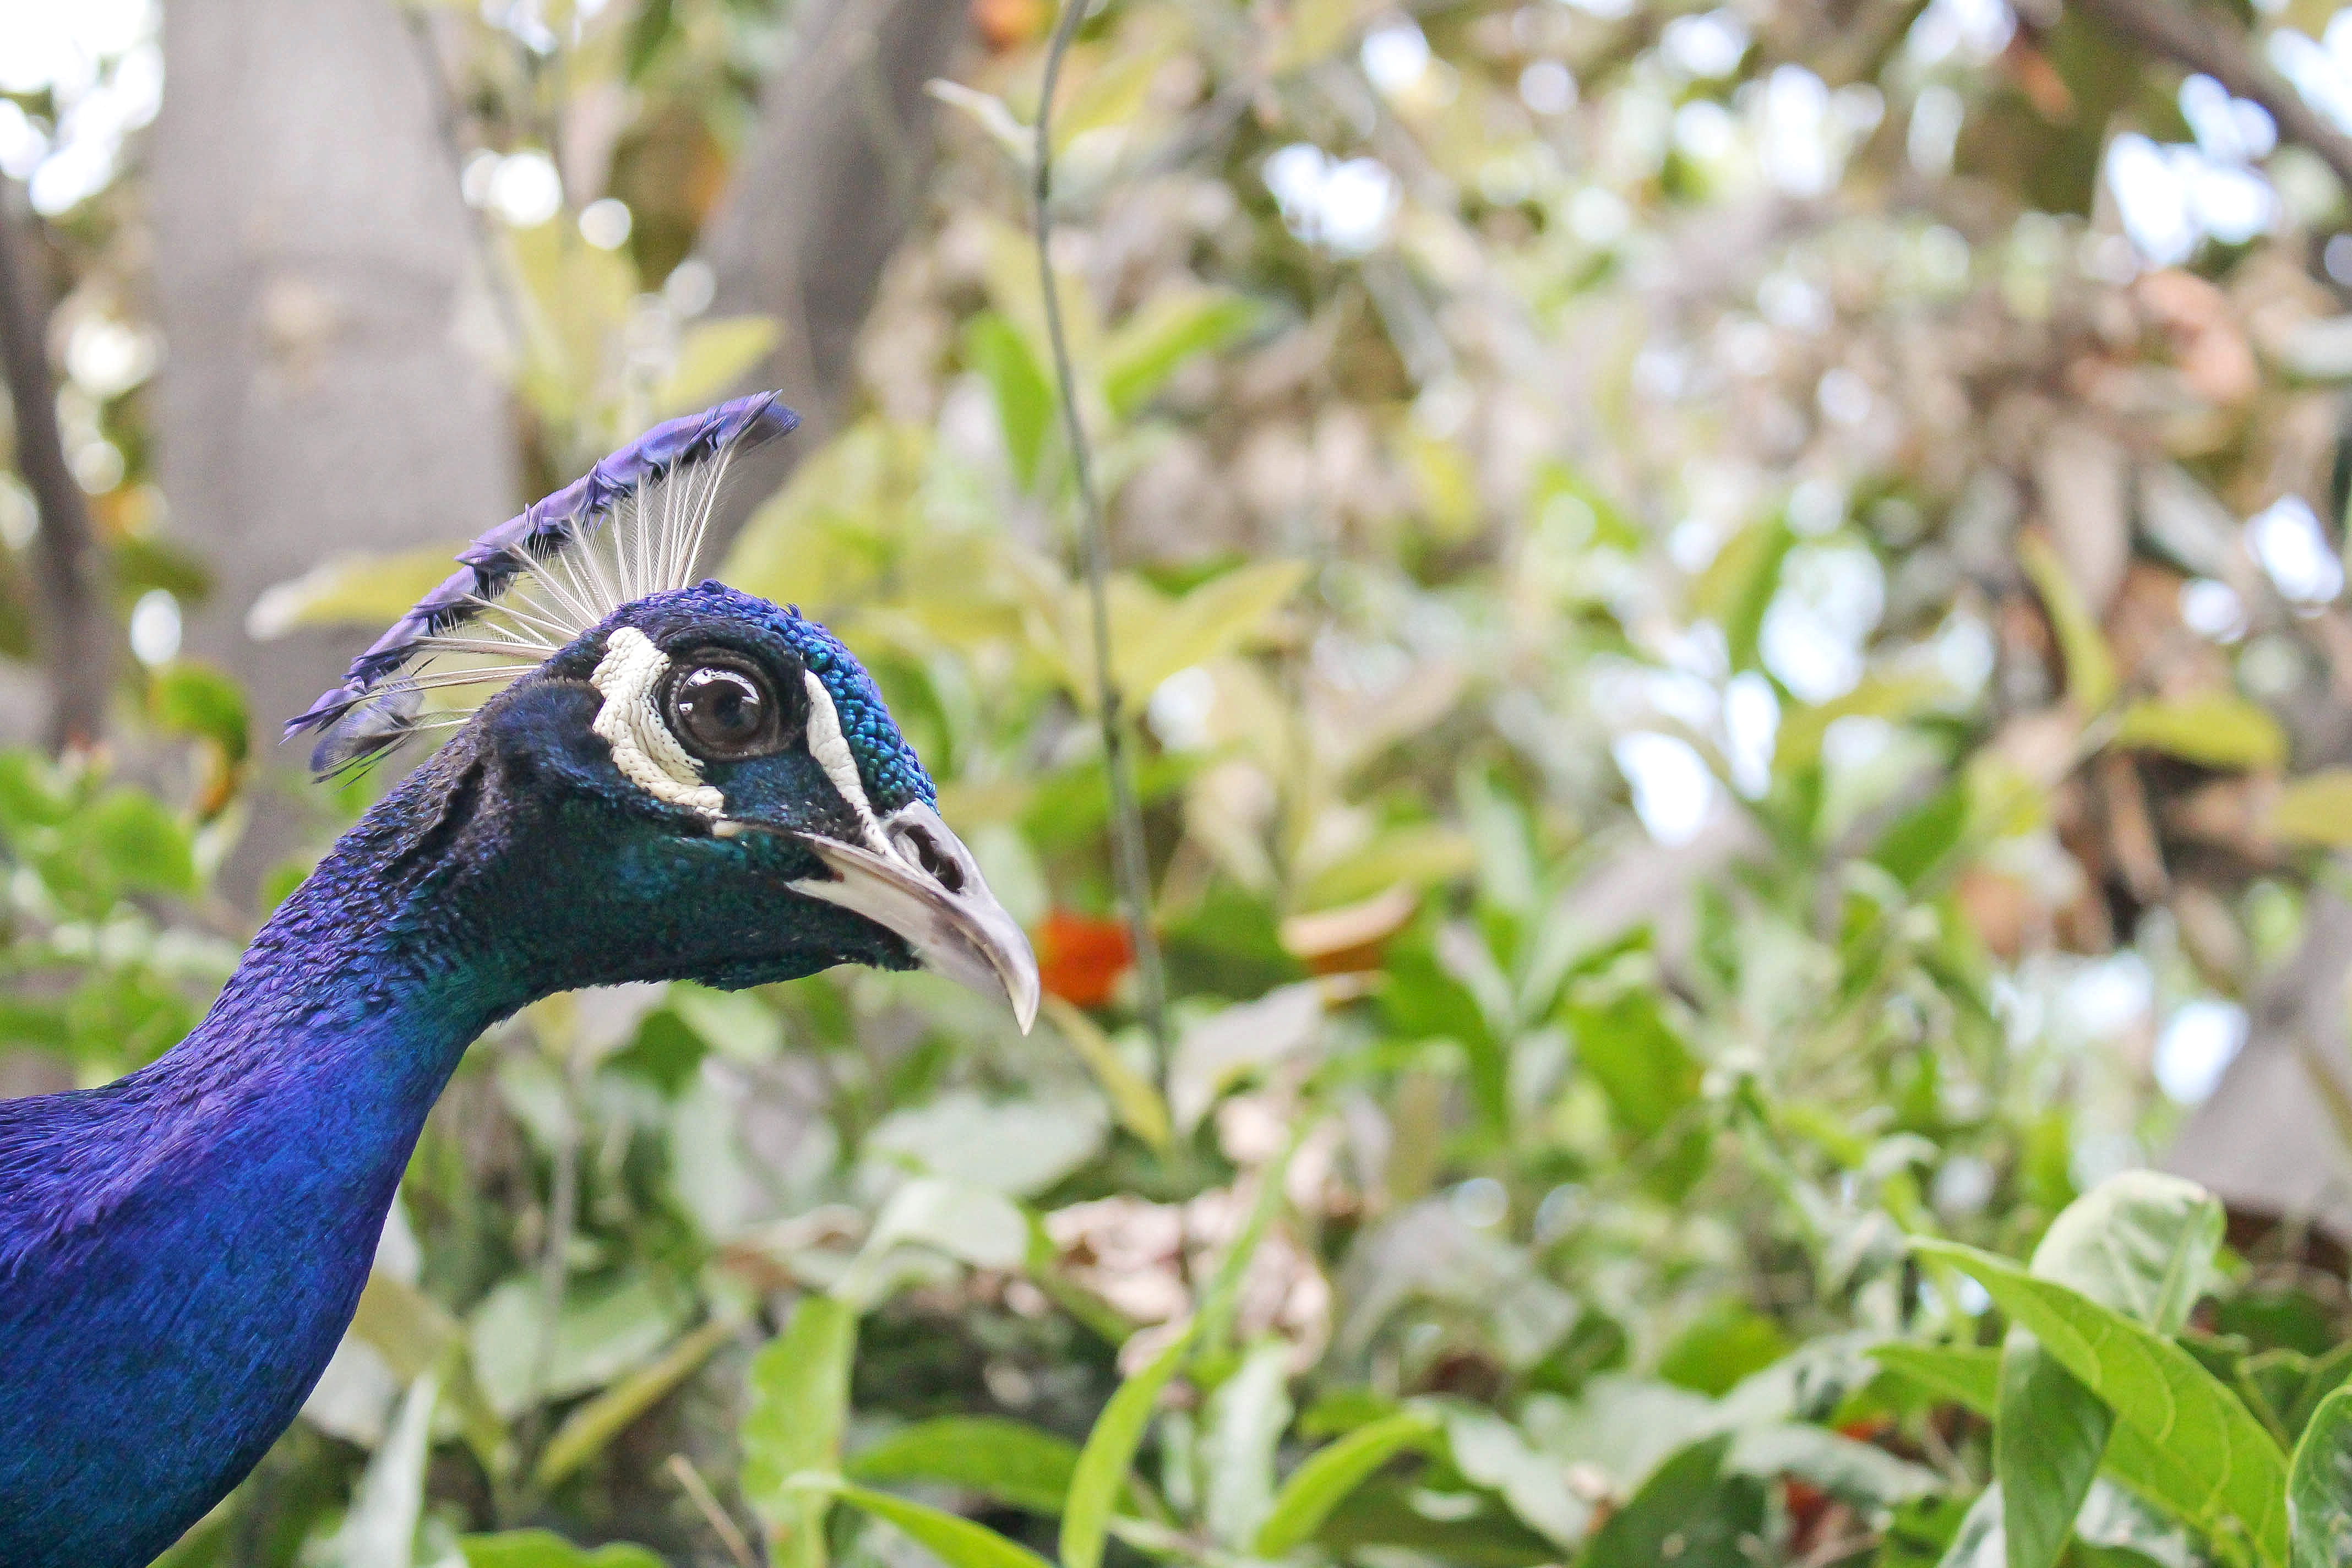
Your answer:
(802, 669), (895, 857)
(590, 628), (725, 816)
(590, 629), (903, 847)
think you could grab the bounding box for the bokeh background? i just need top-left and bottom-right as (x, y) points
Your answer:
(8, 0), (2352, 1560)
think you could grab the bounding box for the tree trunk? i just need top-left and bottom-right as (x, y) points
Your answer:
(700, 0), (968, 458)
(0, 188), (112, 752)
(151, 0), (514, 759)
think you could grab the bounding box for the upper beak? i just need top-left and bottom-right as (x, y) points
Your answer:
(782, 804), (1041, 1032)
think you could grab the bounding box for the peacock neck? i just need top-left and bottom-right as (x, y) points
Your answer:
(154, 735), (520, 1136)
(0, 737), (531, 1568)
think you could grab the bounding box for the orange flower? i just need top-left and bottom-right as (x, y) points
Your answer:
(972, 0), (1048, 51)
(1036, 910), (1133, 1009)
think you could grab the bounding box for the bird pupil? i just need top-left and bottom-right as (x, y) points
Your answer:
(670, 663), (776, 758)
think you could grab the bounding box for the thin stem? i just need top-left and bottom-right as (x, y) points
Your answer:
(513, 1035), (586, 1512)
(1034, 0), (1170, 1051)
(668, 1453), (760, 1568)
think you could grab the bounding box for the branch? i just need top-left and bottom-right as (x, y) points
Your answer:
(1036, 0), (1172, 1052)
(2072, 0), (2352, 197)
(0, 184), (111, 753)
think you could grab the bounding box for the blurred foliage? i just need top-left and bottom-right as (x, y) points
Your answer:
(23, 0), (2352, 1561)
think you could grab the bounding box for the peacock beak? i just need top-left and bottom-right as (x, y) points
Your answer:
(781, 804), (1041, 1033)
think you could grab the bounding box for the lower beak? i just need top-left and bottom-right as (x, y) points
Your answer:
(786, 831), (1042, 1032)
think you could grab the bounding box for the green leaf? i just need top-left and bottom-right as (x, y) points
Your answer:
(2286, 1339), (2352, 1439)
(1041, 994), (1172, 1151)
(1381, 946), (1500, 1133)
(2238, 1350), (2309, 1447)
(928, 80), (1035, 166)
(865, 1092), (1110, 1197)
(115, 533), (212, 599)
(2030, 1172), (2224, 1335)
(533, 1317), (736, 1489)
(246, 544), (467, 639)
(847, 1417), (1087, 1516)
(964, 312), (1054, 490)
(1657, 1300), (1790, 1398)
(1997, 1171), (2221, 1568)
(1695, 515), (1793, 673)
(623, 0), (672, 76)
(0, 748), (73, 830)
(1564, 991), (1697, 1140)
(1061, 1326), (1194, 1568)
(2019, 532), (2116, 712)
(1874, 1493), (1973, 1567)
(1201, 1338), (1296, 1550)
(650, 316), (780, 418)
(330, 1374), (439, 1568)
(1997, 1332), (2110, 1568)
(1872, 1341), (2273, 1561)
(832, 1176), (1032, 1306)
(1916, 1239), (2289, 1566)
(1052, 40), (1170, 150)
(459, 1531), (666, 1568)
(1774, 672), (1950, 774)
(2115, 695), (2288, 771)
(83, 788), (196, 895)
(1461, 764), (1540, 919)
(1400, 427), (1480, 543)
(669, 983), (785, 1061)
(1562, 991), (1708, 1199)
(149, 1501), (236, 1568)
(350, 1273), (463, 1383)
(2271, 770), (2352, 848)
(1935, 1488), (2004, 1568)
(1254, 1409), (1441, 1557)
(1869, 782), (1969, 890)
(1102, 291), (1261, 420)
(1313, 1477), (1561, 1567)
(742, 1295), (859, 1568)
(2289, 1385), (2352, 1567)
(1578, 1434), (1765, 1568)
(149, 661), (249, 765)
(790, 1478), (1056, 1568)
(1120, 558), (1313, 698)
(1444, 1406), (1591, 1546)
(469, 1271), (690, 1418)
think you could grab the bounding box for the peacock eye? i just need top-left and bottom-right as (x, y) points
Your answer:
(665, 658), (785, 761)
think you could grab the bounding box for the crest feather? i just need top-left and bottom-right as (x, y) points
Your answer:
(285, 393), (799, 774)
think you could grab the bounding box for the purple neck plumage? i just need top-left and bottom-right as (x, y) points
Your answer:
(4, 735), (510, 1270)
(0, 737), (515, 1568)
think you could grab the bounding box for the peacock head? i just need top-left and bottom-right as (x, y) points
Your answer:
(284, 394), (1039, 1028)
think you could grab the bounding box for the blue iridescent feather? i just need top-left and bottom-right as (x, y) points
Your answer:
(287, 392), (799, 771)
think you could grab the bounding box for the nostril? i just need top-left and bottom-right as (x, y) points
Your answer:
(900, 825), (966, 893)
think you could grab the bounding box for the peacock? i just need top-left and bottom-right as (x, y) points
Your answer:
(0, 393), (1039, 1567)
